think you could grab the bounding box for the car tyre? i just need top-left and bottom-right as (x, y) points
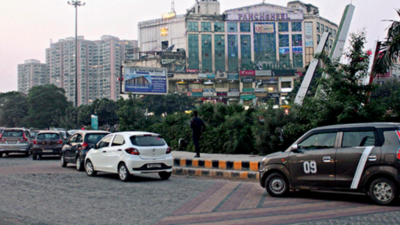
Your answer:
(265, 172), (289, 197)
(118, 163), (130, 182)
(32, 154), (37, 160)
(25, 152), (29, 157)
(159, 172), (172, 180)
(85, 160), (97, 176)
(369, 177), (397, 205)
(76, 157), (84, 171)
(60, 154), (67, 167)
(0, 153), (3, 158)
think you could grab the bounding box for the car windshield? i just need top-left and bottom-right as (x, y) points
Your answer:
(85, 134), (108, 144)
(130, 136), (166, 146)
(37, 133), (60, 140)
(2, 131), (23, 137)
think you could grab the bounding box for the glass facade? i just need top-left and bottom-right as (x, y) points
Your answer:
(240, 35), (251, 66)
(279, 34), (290, 67)
(215, 35), (225, 71)
(227, 22), (237, 32)
(188, 34), (199, 70)
(188, 21), (198, 31)
(254, 23), (276, 63)
(202, 34), (212, 72)
(292, 22), (302, 32)
(201, 22), (212, 32)
(292, 34), (303, 68)
(214, 22), (224, 32)
(278, 22), (289, 32)
(228, 35), (238, 72)
(240, 23), (250, 32)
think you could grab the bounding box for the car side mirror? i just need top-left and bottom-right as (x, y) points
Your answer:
(94, 144), (99, 149)
(292, 144), (299, 152)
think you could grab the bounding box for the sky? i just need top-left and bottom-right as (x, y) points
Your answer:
(0, 0), (399, 93)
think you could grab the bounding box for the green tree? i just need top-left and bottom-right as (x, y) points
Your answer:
(56, 107), (80, 129)
(0, 92), (28, 127)
(141, 93), (195, 115)
(91, 98), (119, 126)
(117, 94), (154, 131)
(25, 85), (70, 129)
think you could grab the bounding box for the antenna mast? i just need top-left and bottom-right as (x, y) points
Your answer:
(172, 0), (175, 12)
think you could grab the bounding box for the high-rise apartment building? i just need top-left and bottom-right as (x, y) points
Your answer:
(17, 59), (48, 94)
(46, 36), (138, 106)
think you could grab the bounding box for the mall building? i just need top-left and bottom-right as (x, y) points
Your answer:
(135, 0), (338, 106)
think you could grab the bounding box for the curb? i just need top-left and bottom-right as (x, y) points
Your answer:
(173, 158), (261, 172)
(173, 167), (260, 180)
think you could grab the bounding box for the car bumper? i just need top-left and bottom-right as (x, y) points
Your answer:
(125, 154), (173, 174)
(32, 148), (62, 155)
(0, 144), (29, 152)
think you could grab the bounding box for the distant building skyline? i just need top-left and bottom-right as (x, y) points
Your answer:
(17, 59), (48, 94)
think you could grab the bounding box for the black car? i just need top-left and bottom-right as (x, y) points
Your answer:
(260, 123), (400, 205)
(60, 130), (110, 171)
(31, 131), (64, 159)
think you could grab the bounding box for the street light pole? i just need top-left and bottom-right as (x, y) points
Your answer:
(68, 1), (85, 107)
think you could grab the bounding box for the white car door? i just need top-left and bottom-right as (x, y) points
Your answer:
(107, 134), (126, 172)
(91, 135), (114, 171)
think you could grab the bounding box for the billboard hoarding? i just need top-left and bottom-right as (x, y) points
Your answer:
(124, 67), (168, 95)
(91, 115), (98, 130)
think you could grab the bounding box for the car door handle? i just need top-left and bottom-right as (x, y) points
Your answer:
(323, 156), (331, 162)
(102, 151), (106, 153)
(368, 155), (377, 161)
(118, 149), (122, 151)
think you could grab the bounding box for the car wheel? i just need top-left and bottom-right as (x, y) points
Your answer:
(0, 153), (2, 158)
(38, 154), (42, 160)
(76, 157), (84, 171)
(265, 173), (289, 197)
(85, 160), (97, 176)
(60, 154), (67, 167)
(32, 154), (37, 160)
(159, 172), (172, 180)
(369, 178), (397, 205)
(25, 152), (29, 157)
(118, 163), (130, 182)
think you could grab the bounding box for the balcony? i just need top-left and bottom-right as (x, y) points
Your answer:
(215, 87), (229, 92)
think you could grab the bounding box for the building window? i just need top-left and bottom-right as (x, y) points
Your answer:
(215, 35), (225, 71)
(317, 34), (321, 44)
(321, 24), (325, 33)
(188, 34), (199, 70)
(241, 35), (251, 66)
(316, 22), (320, 32)
(240, 23), (250, 32)
(228, 35), (238, 72)
(333, 29), (337, 38)
(329, 27), (333, 36)
(201, 22), (211, 32)
(291, 22), (302, 32)
(202, 34), (212, 72)
(279, 22), (289, 32)
(188, 21), (198, 31)
(214, 22), (224, 32)
(227, 22), (237, 32)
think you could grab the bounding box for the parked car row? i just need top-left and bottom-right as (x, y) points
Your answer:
(0, 128), (174, 182)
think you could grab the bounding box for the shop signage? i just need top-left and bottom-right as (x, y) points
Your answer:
(292, 46), (303, 53)
(239, 70), (255, 76)
(241, 77), (255, 83)
(198, 73), (207, 78)
(217, 92), (228, 96)
(227, 74), (239, 80)
(203, 92), (214, 97)
(255, 70), (272, 76)
(229, 88), (239, 92)
(240, 94), (256, 100)
(267, 93), (280, 98)
(261, 79), (278, 84)
(167, 73), (174, 78)
(186, 92), (192, 97)
(91, 115), (98, 130)
(255, 24), (274, 33)
(192, 92), (203, 97)
(225, 10), (303, 22)
(228, 92), (240, 97)
(217, 71), (227, 79)
(207, 74), (216, 79)
(242, 88), (255, 92)
(186, 69), (199, 73)
(255, 88), (268, 92)
(191, 88), (203, 93)
(274, 70), (295, 76)
(160, 51), (185, 59)
(203, 89), (215, 92)
(161, 27), (168, 36)
(162, 11), (176, 20)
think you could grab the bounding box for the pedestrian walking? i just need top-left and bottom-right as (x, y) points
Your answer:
(190, 111), (205, 158)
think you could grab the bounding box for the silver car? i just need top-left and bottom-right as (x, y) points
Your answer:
(0, 128), (31, 157)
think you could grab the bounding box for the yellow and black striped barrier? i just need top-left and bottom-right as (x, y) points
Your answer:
(173, 167), (260, 180)
(173, 158), (260, 172)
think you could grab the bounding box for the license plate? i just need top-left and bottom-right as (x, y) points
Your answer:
(42, 150), (53, 153)
(8, 141), (17, 144)
(147, 164), (161, 168)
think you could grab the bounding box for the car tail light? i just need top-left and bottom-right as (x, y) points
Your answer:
(396, 131), (400, 160)
(82, 142), (88, 150)
(19, 133), (28, 142)
(125, 148), (140, 155)
(56, 140), (63, 145)
(33, 140), (38, 145)
(166, 147), (171, 154)
(0, 134), (5, 142)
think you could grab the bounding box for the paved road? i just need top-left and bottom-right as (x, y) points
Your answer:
(1, 154), (400, 225)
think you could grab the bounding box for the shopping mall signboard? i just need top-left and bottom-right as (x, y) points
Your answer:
(225, 5), (303, 22)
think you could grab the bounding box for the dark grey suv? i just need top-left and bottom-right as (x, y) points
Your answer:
(259, 123), (400, 205)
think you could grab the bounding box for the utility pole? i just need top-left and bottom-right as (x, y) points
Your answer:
(68, 1), (85, 107)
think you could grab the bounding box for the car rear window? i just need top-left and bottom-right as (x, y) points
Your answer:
(37, 133), (60, 140)
(2, 131), (23, 137)
(130, 136), (166, 146)
(85, 134), (108, 144)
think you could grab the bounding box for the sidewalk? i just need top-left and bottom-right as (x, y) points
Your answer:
(171, 151), (265, 181)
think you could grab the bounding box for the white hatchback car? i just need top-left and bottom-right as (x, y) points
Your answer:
(84, 132), (173, 182)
